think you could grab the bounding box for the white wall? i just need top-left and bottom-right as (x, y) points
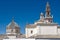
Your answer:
(25, 27), (38, 38)
(40, 26), (57, 35)
(25, 25), (58, 38)
(6, 29), (11, 34)
(58, 28), (60, 35)
(7, 36), (16, 39)
(36, 26), (40, 35)
(6, 29), (17, 35)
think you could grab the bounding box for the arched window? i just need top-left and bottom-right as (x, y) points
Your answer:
(31, 30), (33, 34)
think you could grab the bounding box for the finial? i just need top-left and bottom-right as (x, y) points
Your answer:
(45, 2), (50, 17)
(12, 17), (14, 22)
(46, 2), (49, 7)
(40, 12), (44, 16)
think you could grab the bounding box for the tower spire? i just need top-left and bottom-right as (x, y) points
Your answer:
(45, 2), (53, 23)
(12, 17), (14, 22)
(46, 2), (50, 17)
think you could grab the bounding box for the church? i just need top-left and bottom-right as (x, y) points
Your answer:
(0, 2), (60, 40)
(25, 2), (60, 38)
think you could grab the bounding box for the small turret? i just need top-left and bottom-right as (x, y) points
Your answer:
(45, 2), (53, 23)
(40, 12), (44, 22)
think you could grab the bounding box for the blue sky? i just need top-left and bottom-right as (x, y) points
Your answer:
(0, 0), (60, 34)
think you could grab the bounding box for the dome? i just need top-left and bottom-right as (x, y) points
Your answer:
(6, 19), (19, 29)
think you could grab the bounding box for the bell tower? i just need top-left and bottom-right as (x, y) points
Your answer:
(45, 2), (53, 23)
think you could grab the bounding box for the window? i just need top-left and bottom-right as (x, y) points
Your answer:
(31, 30), (33, 34)
(16, 30), (19, 33)
(11, 29), (13, 32)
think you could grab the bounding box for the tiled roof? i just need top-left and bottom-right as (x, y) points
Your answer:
(26, 23), (58, 28)
(26, 24), (37, 28)
(6, 20), (20, 29)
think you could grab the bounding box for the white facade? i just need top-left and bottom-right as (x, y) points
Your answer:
(36, 25), (58, 35)
(6, 29), (12, 34)
(26, 27), (38, 38)
(40, 26), (57, 35)
(7, 36), (16, 39)
(26, 24), (58, 38)
(6, 29), (17, 35)
(58, 28), (60, 35)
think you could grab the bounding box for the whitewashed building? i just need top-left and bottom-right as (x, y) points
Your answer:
(25, 2), (60, 38)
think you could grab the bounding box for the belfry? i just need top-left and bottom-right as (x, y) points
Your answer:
(45, 2), (53, 23)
